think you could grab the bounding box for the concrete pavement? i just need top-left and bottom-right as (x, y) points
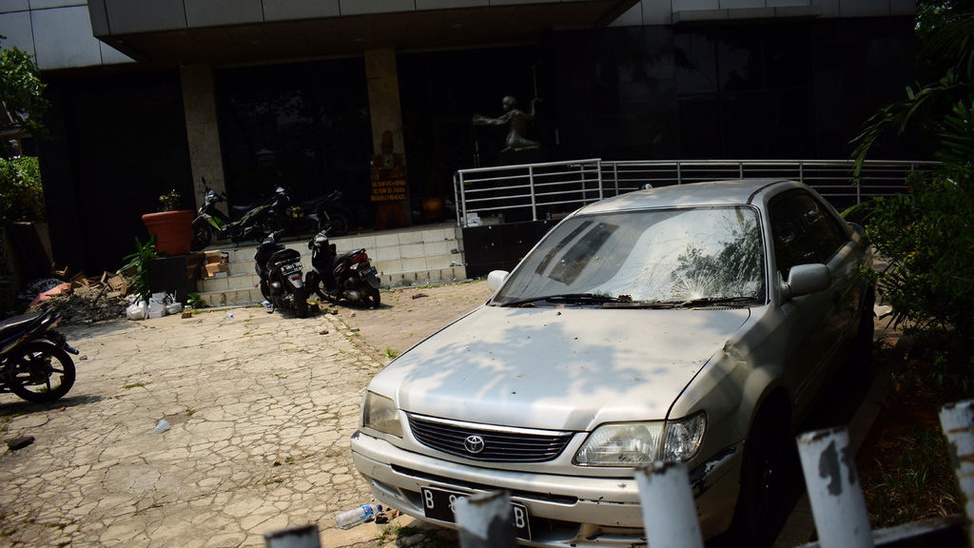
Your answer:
(0, 280), (492, 547)
(0, 279), (887, 547)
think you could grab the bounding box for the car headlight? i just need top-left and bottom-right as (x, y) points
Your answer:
(574, 413), (706, 466)
(362, 392), (402, 437)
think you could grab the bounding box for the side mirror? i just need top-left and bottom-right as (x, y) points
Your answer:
(781, 263), (831, 301)
(487, 270), (509, 292)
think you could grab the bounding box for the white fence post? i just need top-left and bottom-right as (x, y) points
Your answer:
(939, 400), (974, 547)
(454, 490), (516, 548)
(797, 427), (874, 548)
(634, 461), (704, 548)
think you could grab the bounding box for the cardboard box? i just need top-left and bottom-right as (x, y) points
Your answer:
(205, 251), (229, 264)
(205, 262), (230, 278)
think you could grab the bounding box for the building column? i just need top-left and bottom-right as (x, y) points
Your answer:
(365, 48), (410, 228)
(179, 64), (226, 208)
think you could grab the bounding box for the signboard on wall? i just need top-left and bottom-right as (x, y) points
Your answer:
(370, 177), (407, 202)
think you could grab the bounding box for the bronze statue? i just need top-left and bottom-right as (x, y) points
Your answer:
(473, 95), (540, 152)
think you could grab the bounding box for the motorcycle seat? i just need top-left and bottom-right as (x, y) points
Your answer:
(268, 248), (302, 267)
(231, 203), (255, 214)
(0, 310), (52, 345)
(334, 248), (366, 263)
(0, 311), (44, 335)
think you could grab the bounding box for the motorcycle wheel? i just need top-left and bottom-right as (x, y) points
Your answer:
(5, 341), (76, 403)
(293, 287), (309, 318)
(365, 287), (381, 309)
(191, 224), (213, 251)
(322, 210), (350, 236)
(253, 211), (288, 240)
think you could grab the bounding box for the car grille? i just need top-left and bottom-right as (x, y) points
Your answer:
(408, 415), (573, 463)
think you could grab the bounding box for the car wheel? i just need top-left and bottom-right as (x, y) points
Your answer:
(731, 402), (794, 547)
(847, 287), (876, 387)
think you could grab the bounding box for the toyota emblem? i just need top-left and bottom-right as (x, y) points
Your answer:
(464, 435), (486, 454)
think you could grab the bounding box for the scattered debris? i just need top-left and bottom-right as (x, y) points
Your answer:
(319, 329), (329, 335)
(375, 507), (400, 525)
(411, 292), (429, 299)
(6, 436), (35, 450)
(29, 285), (128, 325)
(14, 264), (150, 324)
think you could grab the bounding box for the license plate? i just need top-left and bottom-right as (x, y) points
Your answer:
(420, 487), (531, 541)
(281, 262), (302, 275)
(358, 266), (377, 278)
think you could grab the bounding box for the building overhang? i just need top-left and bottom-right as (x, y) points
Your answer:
(87, 1), (639, 67)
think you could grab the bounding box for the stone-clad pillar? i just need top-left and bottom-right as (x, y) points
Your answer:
(179, 64), (226, 209)
(365, 48), (411, 228)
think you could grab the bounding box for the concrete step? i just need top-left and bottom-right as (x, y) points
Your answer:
(194, 222), (467, 307)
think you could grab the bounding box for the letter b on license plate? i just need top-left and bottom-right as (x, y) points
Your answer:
(420, 487), (531, 541)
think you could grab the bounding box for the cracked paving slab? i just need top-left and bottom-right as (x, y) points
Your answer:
(0, 305), (385, 547)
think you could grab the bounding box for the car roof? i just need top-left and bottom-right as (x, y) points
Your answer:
(577, 178), (799, 214)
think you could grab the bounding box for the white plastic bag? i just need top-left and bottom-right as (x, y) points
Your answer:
(126, 301), (147, 320)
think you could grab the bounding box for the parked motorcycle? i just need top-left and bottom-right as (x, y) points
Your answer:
(1, 308), (80, 403)
(192, 185), (295, 251)
(298, 190), (355, 237)
(254, 230), (310, 318)
(305, 227), (381, 308)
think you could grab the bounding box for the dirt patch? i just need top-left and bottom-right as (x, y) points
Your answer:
(855, 334), (965, 528)
(338, 280), (492, 360)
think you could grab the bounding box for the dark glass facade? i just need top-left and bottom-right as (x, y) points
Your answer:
(208, 16), (914, 229)
(40, 71), (192, 274)
(213, 59), (373, 218)
(37, 16), (915, 274)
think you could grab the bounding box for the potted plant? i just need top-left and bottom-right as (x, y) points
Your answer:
(123, 235), (157, 307)
(141, 189), (194, 255)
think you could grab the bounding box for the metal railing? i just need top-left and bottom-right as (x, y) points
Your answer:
(454, 159), (938, 227)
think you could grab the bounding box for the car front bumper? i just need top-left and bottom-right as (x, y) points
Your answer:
(350, 431), (743, 547)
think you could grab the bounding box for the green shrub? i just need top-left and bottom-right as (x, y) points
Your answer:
(864, 171), (974, 335)
(859, 166), (974, 389)
(0, 156), (45, 225)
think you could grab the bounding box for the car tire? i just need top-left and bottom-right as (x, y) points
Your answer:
(847, 286), (876, 388)
(731, 401), (794, 547)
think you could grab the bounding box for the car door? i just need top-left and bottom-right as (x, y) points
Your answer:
(768, 188), (858, 414)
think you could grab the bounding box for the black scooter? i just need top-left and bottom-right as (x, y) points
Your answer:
(1, 309), (80, 403)
(305, 228), (381, 308)
(254, 230), (309, 318)
(192, 186), (294, 250)
(297, 190), (355, 237)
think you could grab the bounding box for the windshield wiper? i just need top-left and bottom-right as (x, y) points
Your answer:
(672, 296), (759, 308)
(498, 294), (759, 309)
(602, 296), (759, 309)
(497, 293), (621, 307)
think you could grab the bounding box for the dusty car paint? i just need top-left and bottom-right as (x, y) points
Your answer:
(350, 179), (873, 546)
(370, 306), (751, 431)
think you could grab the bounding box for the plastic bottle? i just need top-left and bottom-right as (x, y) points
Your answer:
(226, 311), (234, 319)
(153, 419), (170, 434)
(335, 503), (382, 529)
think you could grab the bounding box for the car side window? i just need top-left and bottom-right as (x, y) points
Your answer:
(769, 189), (848, 277)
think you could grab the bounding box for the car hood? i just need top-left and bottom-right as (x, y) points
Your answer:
(369, 305), (751, 432)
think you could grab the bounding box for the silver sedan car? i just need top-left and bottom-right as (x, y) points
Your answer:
(351, 179), (874, 546)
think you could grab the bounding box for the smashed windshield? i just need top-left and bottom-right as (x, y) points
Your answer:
(491, 207), (766, 307)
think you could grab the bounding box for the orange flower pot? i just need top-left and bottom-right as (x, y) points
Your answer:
(142, 210), (194, 256)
